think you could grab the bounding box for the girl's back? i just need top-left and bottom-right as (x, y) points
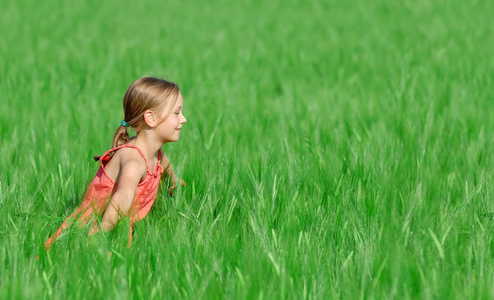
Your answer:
(44, 144), (165, 250)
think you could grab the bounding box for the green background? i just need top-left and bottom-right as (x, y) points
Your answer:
(1, 0), (493, 298)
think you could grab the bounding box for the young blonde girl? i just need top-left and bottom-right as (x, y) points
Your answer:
(45, 77), (187, 250)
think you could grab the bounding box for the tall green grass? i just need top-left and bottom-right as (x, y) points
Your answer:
(1, 0), (493, 298)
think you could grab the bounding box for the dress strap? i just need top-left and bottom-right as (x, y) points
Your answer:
(104, 144), (152, 172)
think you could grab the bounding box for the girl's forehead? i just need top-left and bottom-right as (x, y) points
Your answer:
(174, 92), (184, 106)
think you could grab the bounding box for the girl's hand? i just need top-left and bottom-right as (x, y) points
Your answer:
(161, 153), (185, 196)
(169, 176), (186, 196)
(88, 220), (100, 235)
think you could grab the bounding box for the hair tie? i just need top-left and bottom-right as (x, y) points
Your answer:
(121, 120), (129, 127)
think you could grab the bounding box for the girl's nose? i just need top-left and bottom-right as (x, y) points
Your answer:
(181, 115), (187, 123)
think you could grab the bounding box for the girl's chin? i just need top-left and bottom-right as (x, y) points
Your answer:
(166, 136), (180, 142)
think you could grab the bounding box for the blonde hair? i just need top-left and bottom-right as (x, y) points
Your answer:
(111, 77), (180, 148)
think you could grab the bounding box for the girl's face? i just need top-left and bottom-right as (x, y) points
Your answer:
(156, 92), (187, 143)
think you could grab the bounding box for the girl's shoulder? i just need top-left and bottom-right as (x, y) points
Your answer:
(112, 146), (146, 165)
(109, 147), (148, 176)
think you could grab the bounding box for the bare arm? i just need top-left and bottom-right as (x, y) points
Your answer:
(161, 153), (186, 196)
(89, 159), (146, 234)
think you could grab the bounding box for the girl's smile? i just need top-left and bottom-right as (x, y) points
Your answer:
(155, 92), (186, 143)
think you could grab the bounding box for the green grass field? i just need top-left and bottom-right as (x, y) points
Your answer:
(1, 0), (494, 298)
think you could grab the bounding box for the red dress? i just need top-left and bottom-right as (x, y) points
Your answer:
(44, 144), (164, 250)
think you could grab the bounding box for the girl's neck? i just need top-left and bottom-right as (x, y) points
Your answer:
(132, 132), (163, 162)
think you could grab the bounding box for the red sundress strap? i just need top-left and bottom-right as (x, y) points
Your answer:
(104, 144), (152, 172)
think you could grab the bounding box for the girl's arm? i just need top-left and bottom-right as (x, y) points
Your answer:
(89, 159), (146, 234)
(161, 153), (185, 196)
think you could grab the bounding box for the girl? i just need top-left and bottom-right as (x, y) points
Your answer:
(44, 77), (187, 250)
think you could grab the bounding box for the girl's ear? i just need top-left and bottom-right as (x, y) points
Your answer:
(143, 109), (157, 128)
